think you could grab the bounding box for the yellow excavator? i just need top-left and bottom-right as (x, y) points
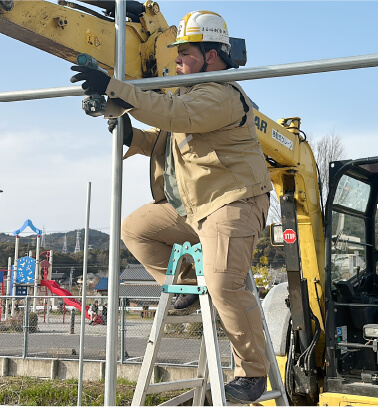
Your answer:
(2, 1), (378, 405)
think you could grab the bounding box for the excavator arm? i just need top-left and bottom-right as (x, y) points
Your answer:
(255, 109), (325, 313)
(255, 109), (326, 404)
(0, 0), (178, 79)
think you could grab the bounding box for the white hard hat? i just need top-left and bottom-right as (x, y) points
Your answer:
(168, 10), (238, 69)
(168, 10), (230, 47)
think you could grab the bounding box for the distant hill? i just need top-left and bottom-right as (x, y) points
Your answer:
(0, 228), (122, 253)
(0, 229), (137, 281)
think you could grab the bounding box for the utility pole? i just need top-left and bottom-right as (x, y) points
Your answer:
(41, 226), (46, 247)
(69, 267), (74, 291)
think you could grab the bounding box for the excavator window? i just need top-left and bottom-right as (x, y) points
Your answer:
(325, 157), (378, 394)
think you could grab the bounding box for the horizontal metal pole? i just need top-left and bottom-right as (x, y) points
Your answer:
(0, 86), (84, 102)
(1, 53), (378, 102)
(129, 52), (378, 89)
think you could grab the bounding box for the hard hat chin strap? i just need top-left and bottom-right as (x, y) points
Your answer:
(199, 43), (208, 72)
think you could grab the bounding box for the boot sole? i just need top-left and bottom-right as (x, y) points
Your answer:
(225, 385), (267, 405)
(168, 300), (200, 316)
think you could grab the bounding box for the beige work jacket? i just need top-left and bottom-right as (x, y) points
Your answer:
(104, 78), (272, 224)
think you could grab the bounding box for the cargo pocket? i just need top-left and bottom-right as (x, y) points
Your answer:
(214, 222), (256, 274)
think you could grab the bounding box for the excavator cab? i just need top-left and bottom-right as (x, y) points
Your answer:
(325, 156), (378, 397)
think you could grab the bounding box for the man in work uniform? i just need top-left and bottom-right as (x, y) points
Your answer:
(71, 10), (272, 403)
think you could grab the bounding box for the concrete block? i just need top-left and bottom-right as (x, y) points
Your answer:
(0, 357), (234, 390)
(117, 363), (141, 383)
(56, 360), (77, 380)
(99, 361), (105, 381)
(51, 359), (59, 379)
(1, 357), (9, 376)
(7, 358), (52, 378)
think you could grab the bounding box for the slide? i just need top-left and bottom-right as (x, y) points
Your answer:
(40, 279), (91, 319)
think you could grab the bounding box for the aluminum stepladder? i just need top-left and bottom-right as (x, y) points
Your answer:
(131, 242), (289, 406)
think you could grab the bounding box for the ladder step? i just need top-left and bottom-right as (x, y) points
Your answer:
(166, 314), (202, 324)
(146, 378), (205, 393)
(159, 383), (211, 406)
(255, 389), (284, 403)
(159, 388), (284, 406)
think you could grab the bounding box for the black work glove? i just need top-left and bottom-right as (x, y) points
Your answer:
(108, 113), (133, 147)
(70, 65), (111, 95)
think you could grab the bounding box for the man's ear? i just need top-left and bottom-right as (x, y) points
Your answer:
(206, 49), (219, 65)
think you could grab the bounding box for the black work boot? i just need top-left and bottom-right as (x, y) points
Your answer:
(225, 376), (267, 403)
(168, 294), (200, 316)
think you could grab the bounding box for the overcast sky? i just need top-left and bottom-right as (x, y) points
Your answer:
(1, 1), (378, 239)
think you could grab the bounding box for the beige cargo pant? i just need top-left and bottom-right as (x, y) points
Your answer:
(122, 193), (270, 378)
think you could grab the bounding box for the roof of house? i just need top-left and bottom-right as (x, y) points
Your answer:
(51, 272), (65, 279)
(94, 277), (108, 291)
(94, 277), (160, 298)
(119, 284), (161, 298)
(120, 264), (155, 282)
(95, 264), (160, 297)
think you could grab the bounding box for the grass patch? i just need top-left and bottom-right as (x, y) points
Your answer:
(0, 377), (184, 406)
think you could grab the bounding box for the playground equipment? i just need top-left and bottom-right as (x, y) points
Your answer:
(8, 220), (42, 317)
(40, 279), (93, 320)
(0, 270), (6, 321)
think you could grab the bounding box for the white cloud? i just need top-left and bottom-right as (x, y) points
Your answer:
(0, 125), (152, 235)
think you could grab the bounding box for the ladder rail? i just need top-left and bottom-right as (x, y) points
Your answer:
(147, 378), (205, 393)
(247, 270), (290, 406)
(197, 277), (227, 406)
(131, 256), (185, 406)
(192, 335), (209, 406)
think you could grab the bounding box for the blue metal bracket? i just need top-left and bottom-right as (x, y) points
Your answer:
(162, 242), (207, 295)
(161, 284), (207, 295)
(13, 219), (42, 236)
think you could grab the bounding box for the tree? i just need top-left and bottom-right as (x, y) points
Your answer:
(267, 132), (346, 225)
(309, 132), (345, 206)
(252, 255), (270, 289)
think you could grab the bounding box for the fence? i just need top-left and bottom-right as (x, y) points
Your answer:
(0, 294), (232, 368)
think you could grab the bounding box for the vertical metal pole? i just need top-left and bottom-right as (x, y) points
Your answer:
(46, 250), (53, 323)
(78, 182), (91, 406)
(104, 0), (126, 405)
(5, 257), (11, 321)
(70, 267), (74, 291)
(70, 309), (76, 335)
(33, 235), (41, 312)
(120, 297), (125, 363)
(11, 236), (19, 316)
(23, 296), (30, 358)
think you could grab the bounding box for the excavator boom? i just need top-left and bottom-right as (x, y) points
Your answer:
(0, 0), (177, 79)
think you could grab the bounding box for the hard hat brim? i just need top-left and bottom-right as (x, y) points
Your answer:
(167, 39), (189, 48)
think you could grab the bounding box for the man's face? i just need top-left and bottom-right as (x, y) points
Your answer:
(175, 43), (205, 75)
